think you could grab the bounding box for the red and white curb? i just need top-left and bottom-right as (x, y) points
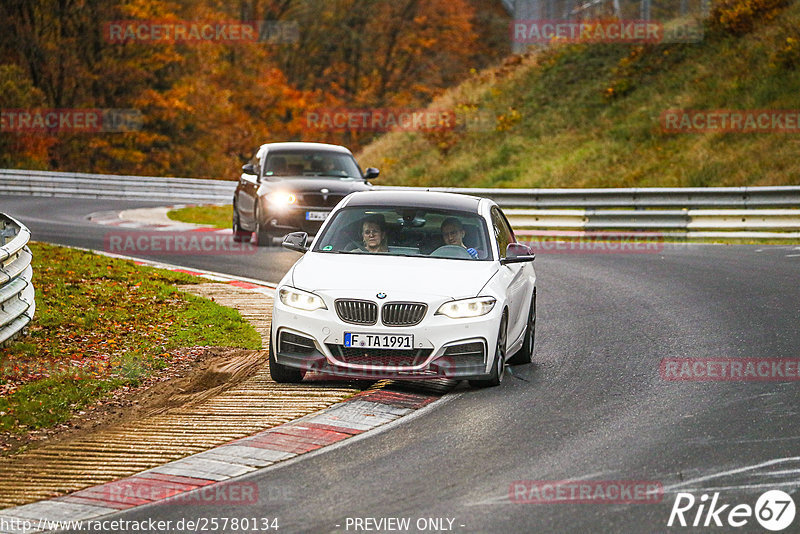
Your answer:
(0, 241), (453, 533)
(0, 389), (446, 533)
(89, 205), (263, 256)
(82, 248), (277, 295)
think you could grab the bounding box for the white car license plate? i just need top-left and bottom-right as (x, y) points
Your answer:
(305, 211), (328, 221)
(344, 333), (414, 350)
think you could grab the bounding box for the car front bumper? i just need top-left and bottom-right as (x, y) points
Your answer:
(271, 294), (501, 381)
(262, 205), (330, 234)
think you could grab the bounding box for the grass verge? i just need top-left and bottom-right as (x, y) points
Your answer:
(167, 205), (231, 229)
(0, 242), (261, 436)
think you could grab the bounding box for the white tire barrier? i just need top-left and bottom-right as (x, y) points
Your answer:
(0, 213), (35, 345)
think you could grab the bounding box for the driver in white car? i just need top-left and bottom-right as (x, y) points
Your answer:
(440, 217), (478, 259)
(361, 215), (389, 253)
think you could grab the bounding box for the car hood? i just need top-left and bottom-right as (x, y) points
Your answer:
(259, 177), (370, 194)
(290, 252), (498, 300)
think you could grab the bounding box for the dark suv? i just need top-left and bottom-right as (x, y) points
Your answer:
(233, 142), (378, 245)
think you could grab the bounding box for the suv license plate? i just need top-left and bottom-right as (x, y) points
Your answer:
(306, 211), (328, 221)
(344, 333), (414, 350)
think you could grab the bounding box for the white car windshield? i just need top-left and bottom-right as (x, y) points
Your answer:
(312, 207), (491, 260)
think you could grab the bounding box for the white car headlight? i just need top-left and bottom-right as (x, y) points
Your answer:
(279, 286), (327, 311)
(267, 191), (297, 206)
(435, 297), (496, 319)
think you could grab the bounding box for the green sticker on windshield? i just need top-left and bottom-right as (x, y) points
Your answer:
(323, 245), (333, 251)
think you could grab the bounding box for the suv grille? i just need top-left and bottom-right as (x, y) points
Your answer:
(335, 299), (378, 325)
(326, 345), (432, 367)
(381, 302), (427, 327)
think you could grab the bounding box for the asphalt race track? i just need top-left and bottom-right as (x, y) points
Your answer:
(0, 197), (299, 283)
(3, 196), (800, 533)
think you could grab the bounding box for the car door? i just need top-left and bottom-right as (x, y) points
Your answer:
(491, 206), (529, 348)
(237, 147), (265, 229)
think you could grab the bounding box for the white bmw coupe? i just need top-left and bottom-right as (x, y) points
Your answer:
(269, 190), (536, 387)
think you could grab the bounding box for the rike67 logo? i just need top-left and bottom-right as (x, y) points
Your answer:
(668, 490), (796, 531)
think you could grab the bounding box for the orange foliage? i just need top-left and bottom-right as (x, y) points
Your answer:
(0, 0), (508, 176)
(710, 0), (791, 35)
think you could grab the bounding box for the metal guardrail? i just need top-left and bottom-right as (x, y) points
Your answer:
(500, 208), (800, 232)
(0, 213), (35, 345)
(381, 185), (800, 238)
(1, 169), (798, 238)
(0, 169), (234, 203)
(404, 185), (800, 209)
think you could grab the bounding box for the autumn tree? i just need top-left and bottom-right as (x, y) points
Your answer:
(0, 0), (508, 176)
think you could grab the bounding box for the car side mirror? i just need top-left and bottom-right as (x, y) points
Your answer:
(364, 167), (380, 180)
(501, 243), (535, 264)
(282, 231), (309, 253)
(242, 162), (257, 176)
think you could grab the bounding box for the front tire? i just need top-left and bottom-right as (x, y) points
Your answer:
(469, 314), (507, 388)
(508, 289), (536, 365)
(268, 337), (304, 383)
(232, 207), (249, 243)
(255, 209), (275, 247)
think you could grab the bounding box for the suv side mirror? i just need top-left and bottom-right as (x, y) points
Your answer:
(242, 162), (257, 176)
(364, 167), (380, 180)
(501, 243), (535, 264)
(282, 231), (309, 253)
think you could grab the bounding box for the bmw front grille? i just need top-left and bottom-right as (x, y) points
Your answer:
(381, 302), (427, 327)
(335, 299), (378, 325)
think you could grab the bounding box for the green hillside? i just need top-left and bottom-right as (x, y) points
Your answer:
(358, 0), (800, 188)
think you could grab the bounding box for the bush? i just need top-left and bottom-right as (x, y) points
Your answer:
(710, 0), (791, 35)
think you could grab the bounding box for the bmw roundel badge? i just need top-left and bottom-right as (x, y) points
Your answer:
(376, 292), (387, 299)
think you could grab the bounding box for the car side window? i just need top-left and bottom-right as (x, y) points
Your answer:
(491, 207), (514, 259)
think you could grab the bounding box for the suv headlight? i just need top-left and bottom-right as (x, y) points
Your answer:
(279, 286), (327, 311)
(435, 297), (496, 319)
(267, 191), (297, 206)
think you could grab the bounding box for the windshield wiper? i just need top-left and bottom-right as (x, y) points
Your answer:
(318, 249), (363, 254)
(304, 172), (356, 178)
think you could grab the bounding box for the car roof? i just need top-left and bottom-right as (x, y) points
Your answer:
(343, 190), (484, 212)
(260, 142), (353, 155)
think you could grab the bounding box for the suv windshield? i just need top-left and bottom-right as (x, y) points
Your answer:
(313, 207), (491, 260)
(263, 150), (362, 179)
